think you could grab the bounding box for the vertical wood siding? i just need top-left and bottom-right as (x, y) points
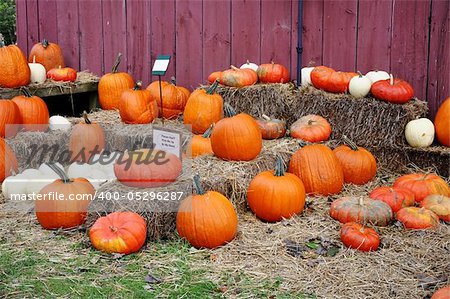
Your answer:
(16, 0), (449, 117)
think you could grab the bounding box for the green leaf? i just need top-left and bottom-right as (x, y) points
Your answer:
(305, 242), (319, 250)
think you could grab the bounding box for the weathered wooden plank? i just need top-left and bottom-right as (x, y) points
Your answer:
(126, 1), (152, 86)
(102, 0), (128, 74)
(302, 0), (323, 67)
(15, 0), (28, 52)
(323, 0), (358, 71)
(427, 0), (449, 118)
(261, 0), (292, 70)
(176, 0), (203, 89)
(56, 0), (80, 70)
(202, 0), (231, 84)
(231, 0), (261, 65)
(150, 0), (176, 82)
(0, 82), (99, 99)
(26, 0), (40, 50)
(38, 0), (58, 45)
(391, 0), (430, 101)
(356, 0), (392, 73)
(79, 1), (104, 75)
(291, 0), (299, 80)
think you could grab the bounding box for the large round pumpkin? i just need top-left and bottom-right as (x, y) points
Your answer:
(0, 138), (18, 183)
(119, 81), (159, 124)
(288, 143), (344, 195)
(190, 125), (214, 158)
(255, 115), (286, 140)
(333, 135), (377, 185)
(247, 156), (305, 222)
(29, 39), (65, 72)
(420, 194), (450, 222)
(98, 53), (134, 110)
(146, 78), (190, 119)
(310, 66), (357, 93)
(11, 89), (49, 132)
(184, 80), (224, 134)
(369, 186), (415, 213)
(210, 103), (262, 161)
(370, 75), (414, 104)
(396, 207), (440, 229)
(89, 211), (147, 254)
(220, 66), (258, 87)
(431, 286), (450, 299)
(176, 175), (238, 249)
(393, 173), (449, 202)
(340, 222), (380, 252)
(290, 115), (332, 142)
(330, 196), (393, 226)
(69, 112), (105, 163)
(114, 149), (182, 188)
(0, 100), (20, 138)
(256, 62), (290, 83)
(0, 40), (30, 88)
(434, 97), (450, 147)
(35, 164), (95, 230)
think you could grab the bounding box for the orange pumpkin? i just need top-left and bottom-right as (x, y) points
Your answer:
(210, 103), (262, 161)
(35, 163), (95, 230)
(190, 125), (214, 158)
(370, 75), (414, 104)
(98, 53), (134, 110)
(176, 175), (238, 249)
(255, 115), (286, 140)
(431, 285), (450, 299)
(0, 137), (18, 182)
(146, 77), (190, 119)
(290, 114), (332, 142)
(247, 156), (305, 222)
(396, 207), (440, 229)
(29, 39), (65, 72)
(434, 97), (450, 147)
(184, 80), (224, 134)
(89, 211), (147, 254)
(288, 143), (344, 195)
(208, 71), (222, 84)
(333, 135), (377, 185)
(119, 81), (158, 124)
(11, 88), (49, 132)
(340, 222), (380, 252)
(69, 112), (105, 163)
(47, 66), (77, 82)
(0, 40), (30, 88)
(0, 100), (20, 138)
(310, 66), (357, 93)
(369, 186), (415, 213)
(420, 194), (450, 222)
(393, 173), (449, 202)
(220, 66), (258, 87)
(256, 62), (290, 83)
(114, 149), (182, 188)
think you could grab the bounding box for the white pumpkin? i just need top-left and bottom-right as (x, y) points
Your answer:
(349, 72), (372, 98)
(240, 60), (258, 72)
(38, 162), (64, 178)
(365, 70), (390, 83)
(405, 118), (435, 148)
(67, 162), (92, 179)
(49, 115), (72, 132)
(301, 67), (314, 87)
(2, 174), (28, 199)
(28, 56), (47, 84)
(21, 168), (43, 179)
(25, 174), (56, 195)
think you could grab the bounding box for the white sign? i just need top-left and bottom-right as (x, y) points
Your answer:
(152, 55), (171, 75)
(153, 127), (182, 158)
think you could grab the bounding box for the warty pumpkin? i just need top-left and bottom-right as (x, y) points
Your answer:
(340, 222), (380, 252)
(146, 77), (190, 119)
(0, 137), (18, 183)
(11, 88), (49, 132)
(420, 194), (450, 222)
(393, 173), (449, 202)
(396, 207), (440, 229)
(220, 66), (258, 87)
(290, 114), (332, 142)
(0, 38), (30, 88)
(434, 97), (450, 147)
(119, 81), (159, 124)
(29, 39), (65, 72)
(255, 114), (286, 140)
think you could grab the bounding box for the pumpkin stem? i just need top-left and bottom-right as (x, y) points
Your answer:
(170, 76), (177, 85)
(109, 226), (118, 233)
(193, 174), (205, 195)
(206, 79), (219, 94)
(357, 71), (363, 77)
(42, 39), (49, 48)
(133, 81), (142, 90)
(246, 59), (250, 64)
(202, 124), (214, 138)
(224, 103), (237, 117)
(274, 155), (285, 177)
(298, 140), (307, 148)
(82, 111), (92, 124)
(342, 135), (359, 151)
(230, 65), (239, 71)
(111, 53), (122, 73)
(20, 87), (33, 98)
(307, 119), (314, 126)
(262, 114), (271, 121)
(32, 55), (36, 64)
(389, 74), (394, 85)
(46, 163), (71, 184)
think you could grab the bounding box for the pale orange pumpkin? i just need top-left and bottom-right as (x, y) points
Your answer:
(420, 194), (450, 222)
(290, 114), (332, 142)
(69, 112), (105, 163)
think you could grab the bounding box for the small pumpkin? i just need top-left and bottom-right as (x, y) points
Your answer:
(220, 66), (258, 87)
(176, 175), (238, 249)
(310, 66), (357, 93)
(210, 103), (262, 161)
(0, 38), (30, 88)
(349, 71), (372, 98)
(256, 62), (290, 83)
(340, 222), (380, 252)
(255, 114), (286, 140)
(393, 173), (449, 202)
(370, 74), (414, 104)
(89, 211), (147, 254)
(207, 71), (222, 84)
(11, 88), (49, 132)
(47, 66), (77, 82)
(333, 135), (377, 185)
(330, 196), (393, 226)
(114, 149), (182, 188)
(28, 56), (47, 84)
(146, 77), (190, 119)
(184, 79), (224, 134)
(420, 194), (450, 222)
(290, 115), (332, 142)
(434, 97), (450, 147)
(35, 163), (95, 230)
(431, 285), (450, 299)
(0, 100), (20, 138)
(119, 81), (159, 124)
(247, 156), (306, 222)
(396, 207), (440, 229)
(0, 138), (18, 183)
(240, 60), (259, 72)
(365, 70), (390, 83)
(405, 118), (435, 148)
(301, 66), (314, 87)
(48, 115), (71, 132)
(369, 186), (415, 213)
(69, 112), (105, 163)
(190, 125), (214, 158)
(98, 53), (134, 110)
(288, 143), (344, 195)
(29, 39), (65, 72)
